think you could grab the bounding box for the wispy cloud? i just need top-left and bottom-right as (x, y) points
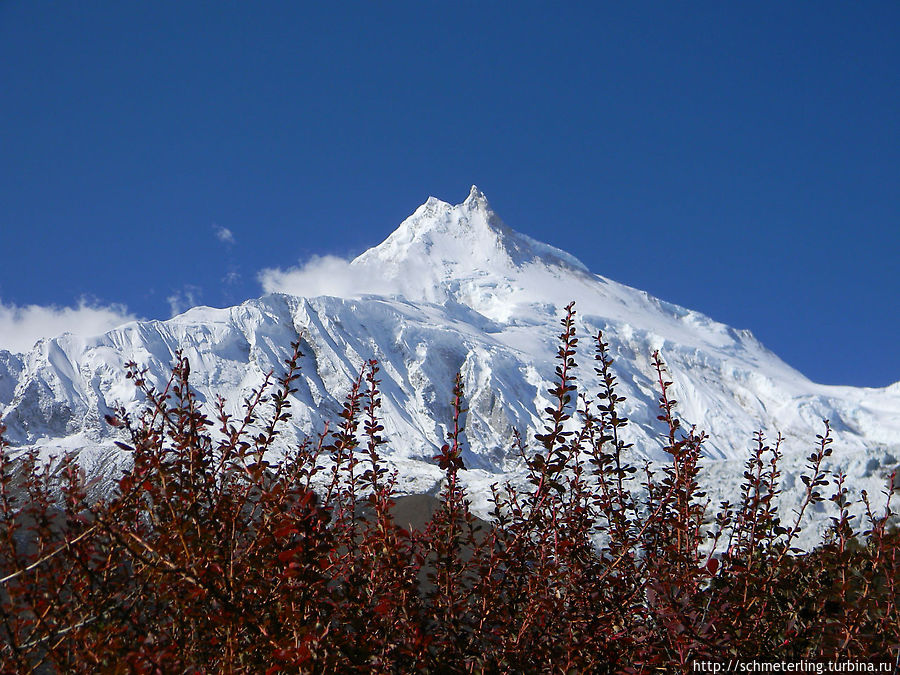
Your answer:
(166, 285), (202, 317)
(0, 299), (137, 353)
(258, 255), (399, 299)
(214, 224), (235, 245)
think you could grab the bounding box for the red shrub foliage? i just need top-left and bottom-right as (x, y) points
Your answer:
(1, 302), (898, 672)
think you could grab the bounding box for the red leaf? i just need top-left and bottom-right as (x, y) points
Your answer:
(273, 524), (298, 538)
(278, 545), (303, 563)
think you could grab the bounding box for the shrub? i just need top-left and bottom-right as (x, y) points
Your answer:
(1, 302), (897, 672)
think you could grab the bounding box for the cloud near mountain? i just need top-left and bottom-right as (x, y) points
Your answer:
(258, 254), (403, 299)
(0, 299), (137, 353)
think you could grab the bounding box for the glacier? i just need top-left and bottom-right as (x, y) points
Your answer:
(1, 186), (898, 541)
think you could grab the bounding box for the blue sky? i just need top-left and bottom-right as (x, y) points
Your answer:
(0, 2), (897, 386)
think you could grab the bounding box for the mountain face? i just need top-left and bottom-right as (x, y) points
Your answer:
(2, 186), (899, 539)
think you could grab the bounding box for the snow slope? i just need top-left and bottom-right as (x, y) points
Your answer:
(2, 186), (898, 540)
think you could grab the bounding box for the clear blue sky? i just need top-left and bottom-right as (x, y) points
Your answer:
(1, 2), (897, 386)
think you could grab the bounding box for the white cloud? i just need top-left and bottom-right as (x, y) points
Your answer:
(214, 225), (235, 244)
(166, 286), (202, 317)
(258, 255), (399, 299)
(0, 299), (137, 353)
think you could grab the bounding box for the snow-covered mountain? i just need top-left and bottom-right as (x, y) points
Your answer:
(2, 186), (898, 538)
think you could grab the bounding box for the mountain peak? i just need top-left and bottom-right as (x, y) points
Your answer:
(349, 187), (590, 308)
(418, 185), (494, 223)
(357, 187), (586, 270)
(463, 184), (489, 207)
